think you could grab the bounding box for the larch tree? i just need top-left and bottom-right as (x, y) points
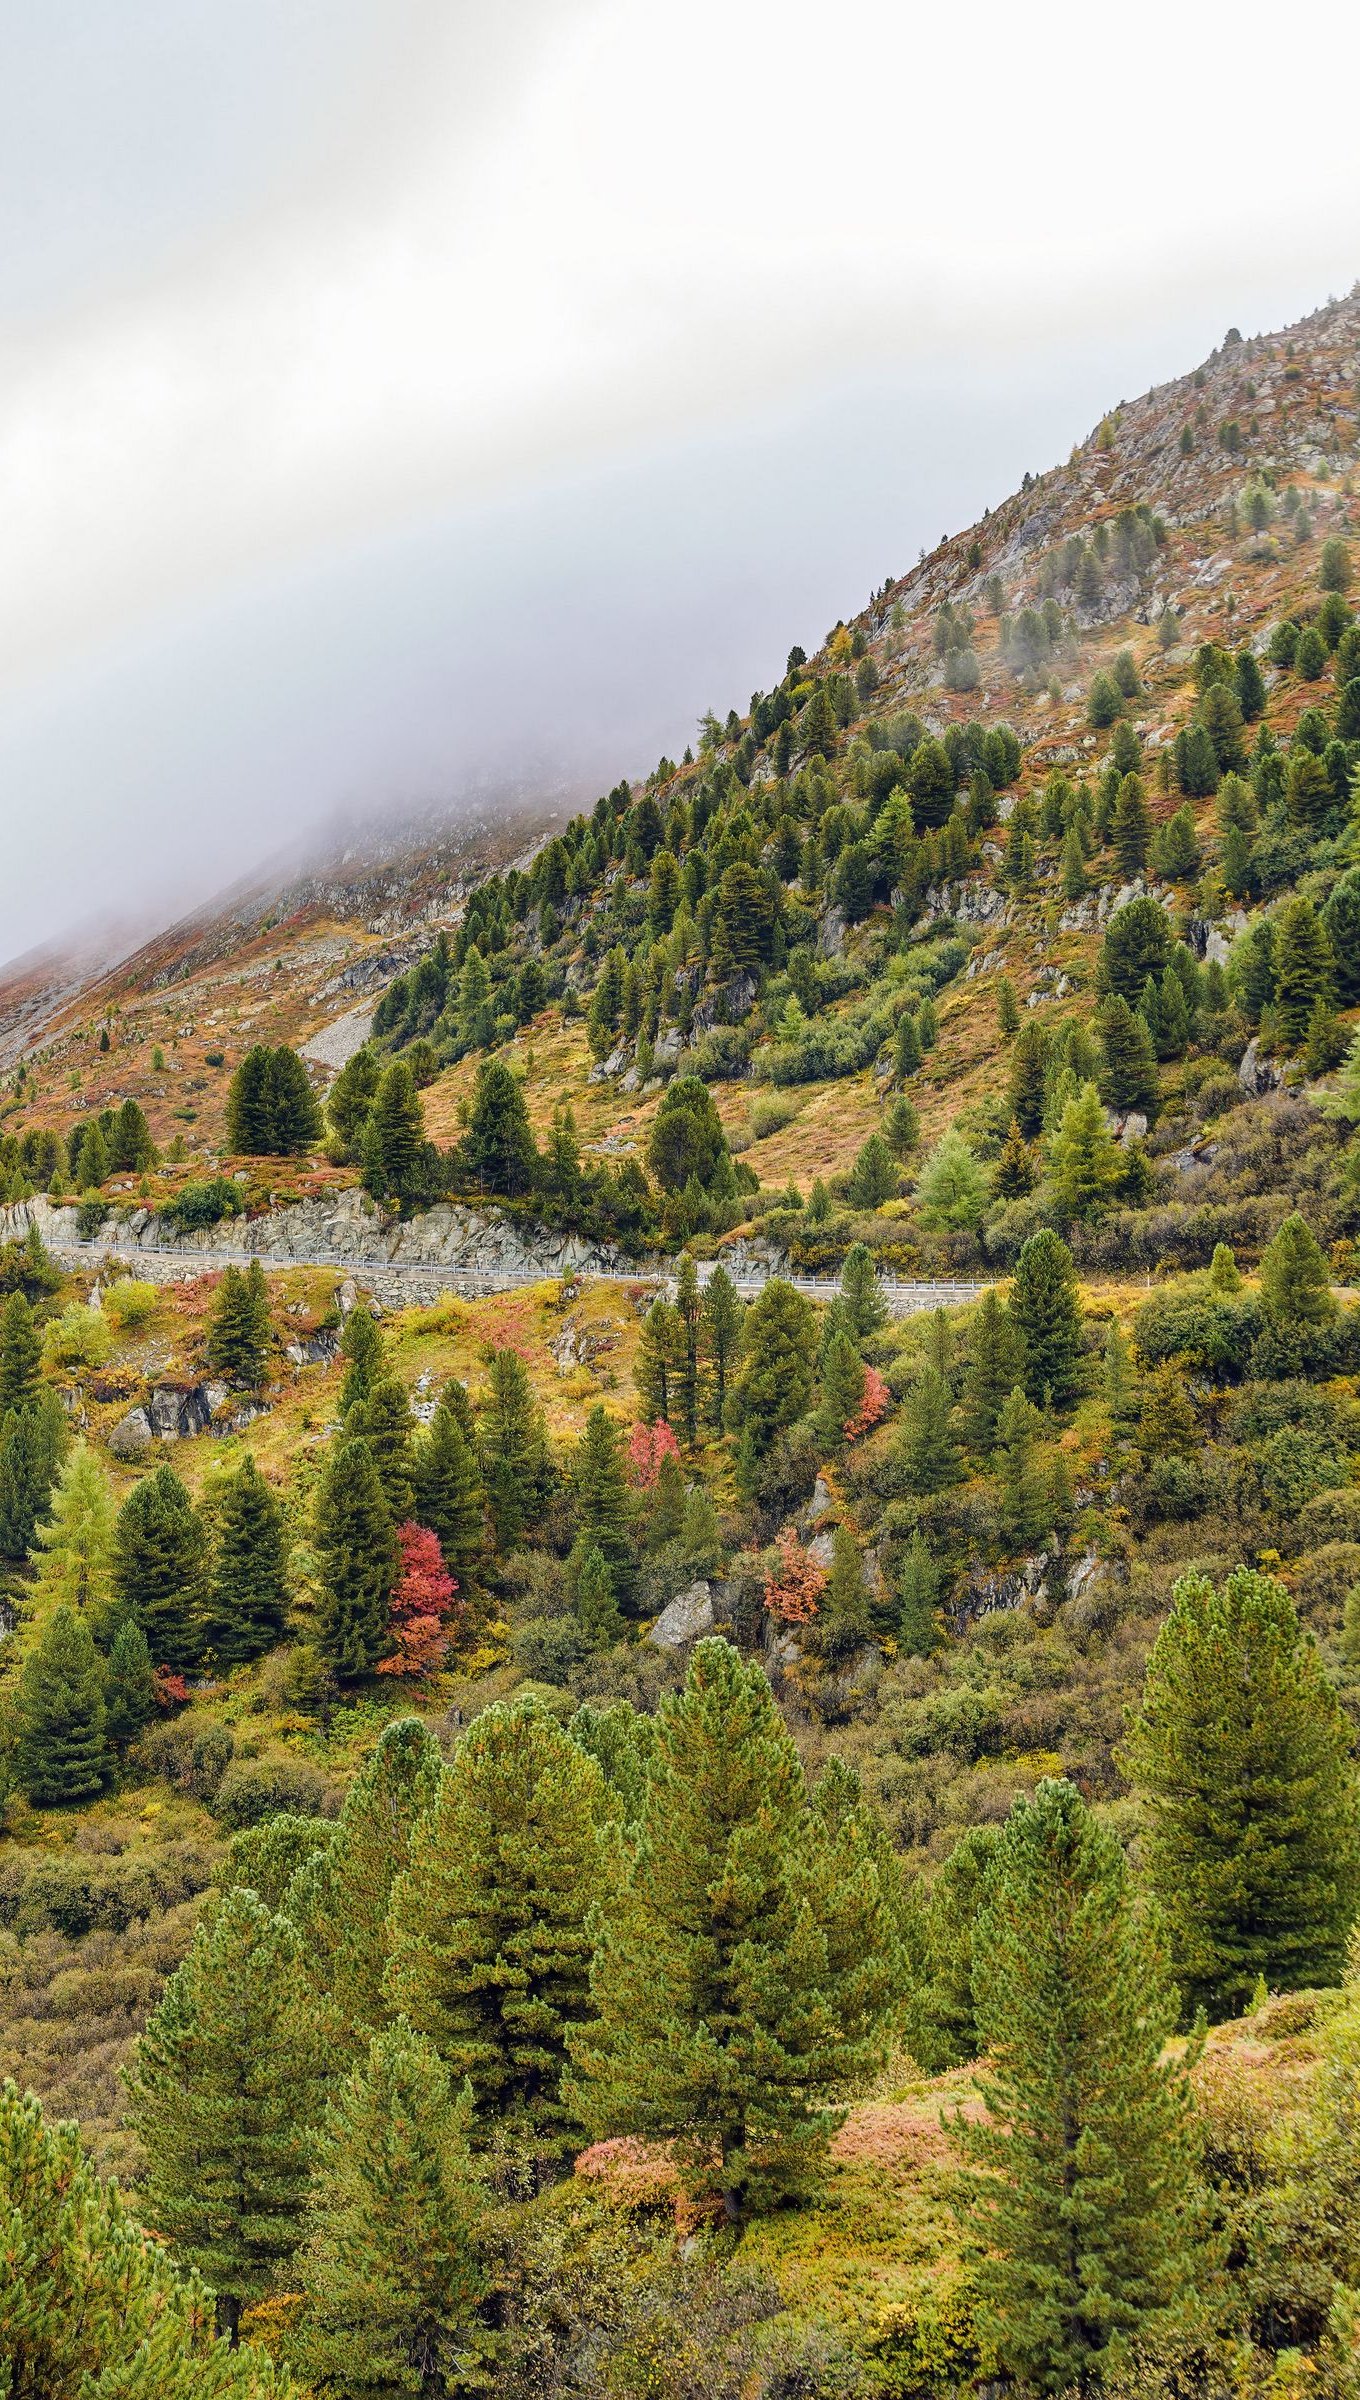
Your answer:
(1125, 1567), (1360, 2019)
(27, 1437), (116, 1614)
(951, 1778), (1206, 2395)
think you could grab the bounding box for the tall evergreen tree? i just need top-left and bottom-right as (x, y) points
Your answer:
(338, 1305), (384, 1415)
(263, 1048), (323, 1153)
(0, 1389), (69, 1560)
(730, 1279), (817, 1457)
(673, 1253), (703, 1444)
(27, 1437), (116, 1614)
(1126, 1567), (1360, 2018)
(0, 1290), (41, 1415)
(951, 1779), (1204, 2396)
(413, 1385), (488, 1606)
(569, 1638), (896, 2216)
(105, 1615), (158, 1753)
(1008, 1020), (1051, 1139)
(203, 1456), (289, 1665)
(897, 1367), (961, 1494)
(1273, 896), (1336, 1045)
(839, 1241), (888, 1343)
(699, 1265), (744, 1431)
(905, 1822), (1002, 2069)
(1047, 1081), (1122, 1220)
(368, 1062), (425, 1201)
(460, 1056), (538, 1196)
(14, 1604), (112, 1804)
(347, 1376), (417, 1521)
(1096, 992), (1160, 1118)
(1010, 1230), (1084, 1412)
(478, 1347), (549, 1552)
(126, 1887), (326, 2342)
(205, 1261), (271, 1387)
(815, 1328), (866, 1449)
(995, 1387), (1054, 1546)
(960, 1290), (1027, 1453)
(286, 1716), (442, 2067)
(572, 1405), (636, 1611)
(292, 2021), (484, 2398)
(111, 1463), (209, 1668)
(1259, 1210), (1336, 1327)
(225, 1046), (275, 1153)
(386, 1697), (608, 2151)
(313, 1437), (398, 1681)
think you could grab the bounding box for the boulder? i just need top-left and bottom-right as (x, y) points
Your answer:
(146, 1383), (214, 1440)
(647, 1581), (716, 1650)
(108, 1408), (153, 1459)
(1238, 1036), (1283, 1096)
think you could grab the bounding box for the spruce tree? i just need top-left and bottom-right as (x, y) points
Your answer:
(479, 1346), (549, 1552)
(27, 1437), (116, 1614)
(263, 1047), (322, 1153)
(286, 1716), (442, 2066)
(126, 1886), (326, 2341)
(897, 1366), (961, 1494)
(894, 1009), (922, 1079)
(671, 1253), (703, 1444)
(293, 2020), (484, 2397)
(636, 1295), (682, 1425)
(369, 1062), (425, 1201)
(951, 1780), (1204, 2395)
(1112, 772), (1153, 875)
(385, 1697), (608, 2151)
(0, 1388), (67, 1561)
(1126, 1567), (1360, 2018)
(346, 1375), (416, 1521)
(205, 1262), (271, 1387)
(729, 1279), (817, 1457)
(105, 1615), (158, 1752)
(840, 1241), (888, 1341)
(813, 1523), (872, 1661)
(1010, 1230), (1084, 1412)
(112, 1464), (209, 1668)
(460, 1056), (538, 1196)
(1096, 991), (1160, 1117)
(1008, 1020), (1051, 1138)
(568, 1638), (896, 2216)
(203, 1455), (289, 1665)
(961, 1290), (1027, 1454)
(0, 1290), (41, 1415)
(1259, 1210), (1335, 1326)
(15, 1605), (112, 1804)
(1274, 896), (1336, 1045)
(572, 1404), (636, 1610)
(569, 1535), (626, 1647)
(995, 1387), (1054, 1547)
(226, 1047), (275, 1153)
(700, 1263), (744, 1431)
(413, 1385), (488, 1604)
(906, 1822), (1001, 2069)
(338, 1304), (383, 1415)
(313, 1436), (397, 1681)
(897, 1528), (943, 1654)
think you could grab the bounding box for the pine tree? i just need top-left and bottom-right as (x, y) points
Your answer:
(997, 977), (1021, 1039)
(906, 1822), (1001, 2069)
(285, 1716), (442, 2066)
(1008, 1020), (1051, 1138)
(1096, 991), (1160, 1117)
(479, 1347), (549, 1552)
(894, 1009), (922, 1079)
(0, 1290), (41, 1414)
(1273, 896), (1336, 1046)
(1126, 1568), (1360, 2018)
(573, 1404), (636, 1610)
(15, 1605), (112, 1804)
(263, 1048), (322, 1153)
(346, 1375), (417, 1521)
(897, 1528), (943, 1655)
(386, 1696), (607, 2152)
(369, 1062), (425, 1201)
(105, 1615), (158, 1752)
(0, 1388), (68, 1561)
(338, 1305), (383, 1415)
(896, 1367), (961, 1495)
(636, 1296), (682, 1425)
(994, 1117), (1037, 1199)
(951, 1779), (1204, 2395)
(75, 1119), (110, 1189)
(205, 1261), (271, 1387)
(328, 1046), (380, 1151)
(313, 1437), (398, 1681)
(27, 1437), (116, 1614)
(813, 1523), (872, 1661)
(815, 1328), (867, 1449)
(225, 1047), (275, 1153)
(673, 1253), (703, 1443)
(839, 1241), (888, 1341)
(995, 1387), (1053, 1547)
(961, 1290), (1028, 1454)
(460, 1057), (538, 1196)
(0, 2081), (293, 2397)
(112, 1464), (209, 1668)
(1112, 772), (1153, 875)
(203, 1456), (289, 1665)
(700, 1265), (744, 1430)
(730, 1279), (817, 1457)
(1010, 1230), (1084, 1412)
(413, 1385), (489, 1606)
(568, 1637), (896, 2216)
(569, 1535), (626, 1647)
(1259, 1210), (1336, 1327)
(125, 1886), (326, 2341)
(293, 2021), (484, 2398)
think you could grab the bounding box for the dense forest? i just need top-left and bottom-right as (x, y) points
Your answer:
(4, 294), (1360, 2398)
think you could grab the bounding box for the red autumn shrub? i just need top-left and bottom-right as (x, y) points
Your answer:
(377, 1520), (461, 1677)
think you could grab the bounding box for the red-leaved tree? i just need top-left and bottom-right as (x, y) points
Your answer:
(628, 1418), (682, 1489)
(844, 1364), (890, 1443)
(762, 1528), (828, 1626)
(377, 1521), (461, 1677)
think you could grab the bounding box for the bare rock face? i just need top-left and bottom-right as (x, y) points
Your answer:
(1238, 1036), (1283, 1096)
(648, 1581), (716, 1649)
(108, 1408), (153, 1459)
(145, 1383), (213, 1440)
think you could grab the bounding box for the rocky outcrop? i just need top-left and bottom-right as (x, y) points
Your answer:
(648, 1581), (717, 1649)
(1238, 1036), (1284, 1096)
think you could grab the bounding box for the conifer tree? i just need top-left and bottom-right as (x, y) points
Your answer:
(897, 1528), (943, 1654)
(0, 1290), (41, 1415)
(479, 1346), (549, 1552)
(368, 1062), (425, 1201)
(203, 1455), (289, 1665)
(1096, 992), (1160, 1118)
(995, 1387), (1054, 1547)
(730, 1279), (817, 1458)
(15, 1604), (112, 1804)
(1008, 1020), (1051, 1139)
(286, 1716), (442, 2066)
(997, 977), (1021, 1039)
(673, 1253), (703, 1444)
(569, 1638), (896, 2216)
(813, 1524), (872, 1661)
(951, 1779), (1204, 2395)
(226, 1047), (276, 1153)
(839, 1241), (888, 1342)
(961, 1291), (1028, 1454)
(897, 1366), (961, 1494)
(1126, 1567), (1360, 2018)
(112, 1463), (209, 1668)
(313, 1436), (397, 1680)
(105, 1615), (158, 1752)
(328, 1046), (381, 1152)
(815, 1327), (867, 1449)
(0, 1388), (68, 1561)
(1273, 895), (1336, 1045)
(460, 1056), (538, 1196)
(1112, 772), (1153, 875)
(1047, 1080), (1122, 1220)
(346, 1375), (417, 1521)
(569, 1535), (626, 1647)
(126, 1886), (326, 2342)
(263, 1048), (322, 1153)
(993, 1117), (1035, 1200)
(894, 1009), (922, 1079)
(905, 1822), (1001, 2068)
(338, 1304), (383, 1415)
(1010, 1230), (1084, 1412)
(413, 1385), (489, 1605)
(386, 1697), (608, 2152)
(75, 1118), (110, 1189)
(1259, 1210), (1336, 1326)
(573, 1404), (636, 1610)
(293, 2020), (484, 2397)
(700, 1264), (744, 1430)
(27, 1437), (116, 1614)
(205, 1261), (271, 1387)
(636, 1295), (682, 1425)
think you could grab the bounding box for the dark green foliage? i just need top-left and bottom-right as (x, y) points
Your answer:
(729, 1278), (817, 1457)
(204, 1259), (271, 1388)
(112, 1464), (210, 1670)
(1273, 895), (1335, 1044)
(414, 1383), (488, 1604)
(961, 1291), (1027, 1453)
(839, 1241), (888, 1342)
(479, 1346), (550, 1551)
(700, 1265), (744, 1432)
(1126, 1568), (1360, 2018)
(367, 1062), (426, 1202)
(573, 1404), (636, 1610)
(347, 1376), (417, 1522)
(460, 1056), (538, 1196)
(313, 1437), (398, 1681)
(15, 1605), (111, 1805)
(104, 1616), (158, 1752)
(386, 1697), (607, 2150)
(339, 1305), (383, 1415)
(1321, 868), (1360, 1001)
(568, 1638), (897, 2215)
(1259, 1210), (1336, 1327)
(897, 1367), (961, 1495)
(1008, 1020), (1051, 1139)
(1112, 773), (1152, 875)
(1095, 992), (1160, 1117)
(952, 1779), (1204, 2394)
(1010, 1230), (1083, 1411)
(126, 1886), (326, 2334)
(906, 1823), (1001, 2067)
(0, 1290), (41, 1416)
(647, 1075), (731, 1195)
(0, 1388), (67, 1560)
(203, 1456), (289, 1666)
(226, 1046), (322, 1156)
(1098, 895), (1170, 1001)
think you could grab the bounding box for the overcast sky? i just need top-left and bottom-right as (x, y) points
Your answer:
(2, 0), (1359, 967)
